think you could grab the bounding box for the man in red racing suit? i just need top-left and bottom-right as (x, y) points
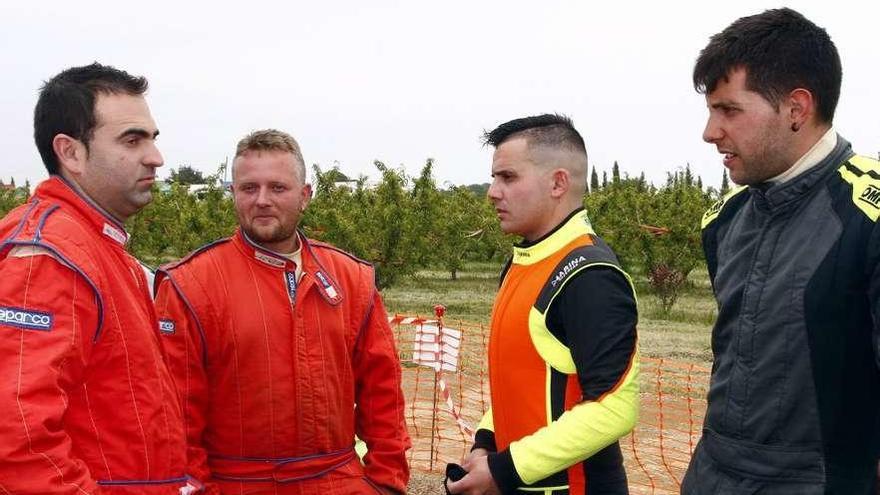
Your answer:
(0, 64), (196, 494)
(154, 129), (409, 494)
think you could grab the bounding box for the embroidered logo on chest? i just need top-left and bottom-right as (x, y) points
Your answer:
(285, 271), (298, 303)
(315, 271), (341, 303)
(550, 255), (588, 288)
(102, 223), (128, 245)
(254, 251), (286, 267)
(0, 306), (53, 331)
(859, 185), (880, 208)
(158, 319), (176, 334)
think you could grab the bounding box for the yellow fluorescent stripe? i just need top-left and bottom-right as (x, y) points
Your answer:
(509, 357), (639, 484)
(848, 155), (880, 174)
(545, 364), (553, 427)
(529, 262), (637, 375)
(839, 165), (880, 222)
(478, 408), (494, 432)
(529, 308), (576, 374)
(513, 211), (596, 265)
(701, 185), (747, 229)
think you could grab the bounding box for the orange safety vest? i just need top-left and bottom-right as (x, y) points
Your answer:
(487, 209), (639, 494)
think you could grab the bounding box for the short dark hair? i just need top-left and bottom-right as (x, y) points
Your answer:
(483, 113), (586, 155)
(693, 7), (841, 124)
(34, 62), (149, 175)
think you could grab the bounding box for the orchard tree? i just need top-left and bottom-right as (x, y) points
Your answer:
(410, 159), (442, 267)
(304, 161), (426, 289)
(584, 175), (653, 271)
(128, 179), (236, 264)
(585, 168), (712, 313)
(640, 174), (712, 312)
(366, 161), (425, 288)
(168, 165), (207, 185)
(720, 169), (730, 195)
(302, 164), (370, 260)
(433, 186), (491, 280)
(0, 185), (29, 217)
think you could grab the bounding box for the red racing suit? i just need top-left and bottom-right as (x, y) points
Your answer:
(0, 177), (193, 494)
(153, 229), (410, 495)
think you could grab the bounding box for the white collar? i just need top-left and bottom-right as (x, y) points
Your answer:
(769, 127), (837, 185)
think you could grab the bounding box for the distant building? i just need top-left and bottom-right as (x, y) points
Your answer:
(155, 180), (232, 198)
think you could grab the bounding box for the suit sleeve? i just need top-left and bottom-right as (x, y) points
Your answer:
(472, 408), (497, 452)
(352, 287), (411, 494)
(0, 250), (102, 495)
(154, 274), (218, 495)
(487, 266), (639, 490)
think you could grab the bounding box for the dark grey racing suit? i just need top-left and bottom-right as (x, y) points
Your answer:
(682, 136), (880, 494)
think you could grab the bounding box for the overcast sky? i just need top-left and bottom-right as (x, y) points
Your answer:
(2, 1), (877, 190)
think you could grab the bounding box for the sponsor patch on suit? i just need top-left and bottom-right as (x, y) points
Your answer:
(158, 319), (176, 335)
(0, 306), (54, 331)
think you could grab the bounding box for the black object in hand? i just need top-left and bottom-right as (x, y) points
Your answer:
(444, 462), (468, 494)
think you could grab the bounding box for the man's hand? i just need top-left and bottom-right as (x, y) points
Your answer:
(179, 480), (204, 494)
(463, 448), (489, 469)
(446, 455), (501, 495)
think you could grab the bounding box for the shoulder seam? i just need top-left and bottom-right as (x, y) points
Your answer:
(161, 237), (231, 271)
(0, 238), (105, 342)
(309, 240), (372, 266)
(1, 199), (41, 243)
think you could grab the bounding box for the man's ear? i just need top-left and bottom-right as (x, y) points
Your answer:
(550, 168), (570, 199)
(301, 183), (313, 211)
(787, 88), (816, 132)
(52, 134), (86, 176)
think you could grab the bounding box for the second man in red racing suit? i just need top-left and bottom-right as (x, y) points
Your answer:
(154, 129), (410, 495)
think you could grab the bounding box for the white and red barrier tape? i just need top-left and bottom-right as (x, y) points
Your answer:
(388, 315), (438, 326)
(439, 376), (475, 438)
(389, 315), (475, 438)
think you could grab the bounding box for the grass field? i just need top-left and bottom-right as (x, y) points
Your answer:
(382, 262), (716, 366)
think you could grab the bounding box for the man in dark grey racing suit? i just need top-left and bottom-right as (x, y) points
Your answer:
(682, 8), (880, 494)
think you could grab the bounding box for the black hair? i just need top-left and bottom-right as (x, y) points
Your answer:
(34, 62), (149, 174)
(693, 7), (841, 123)
(483, 113), (586, 154)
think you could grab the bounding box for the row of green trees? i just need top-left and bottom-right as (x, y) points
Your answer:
(1, 163), (721, 312)
(304, 159), (510, 288)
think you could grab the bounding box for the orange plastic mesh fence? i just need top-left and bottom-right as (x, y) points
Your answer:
(390, 314), (709, 494)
